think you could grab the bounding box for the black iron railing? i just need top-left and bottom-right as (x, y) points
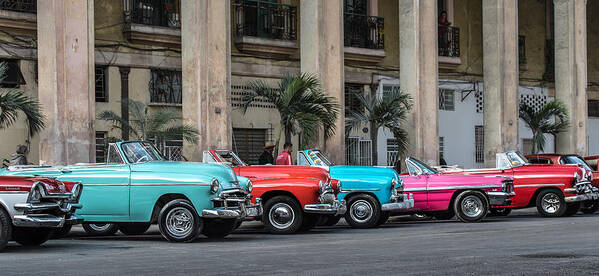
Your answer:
(0, 0), (36, 13)
(233, 0), (297, 41)
(125, 0), (180, 28)
(438, 25), (460, 57)
(344, 13), (384, 49)
(149, 69), (182, 104)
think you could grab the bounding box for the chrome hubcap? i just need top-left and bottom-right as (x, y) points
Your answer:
(269, 203), (295, 229)
(542, 193), (561, 214)
(88, 223), (114, 232)
(166, 207), (194, 238)
(461, 195), (484, 218)
(350, 199), (373, 223)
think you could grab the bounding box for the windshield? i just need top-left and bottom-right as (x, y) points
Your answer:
(308, 150), (333, 167)
(121, 142), (165, 163)
(406, 157), (438, 175)
(561, 155), (593, 172)
(505, 151), (528, 168)
(214, 150), (246, 167)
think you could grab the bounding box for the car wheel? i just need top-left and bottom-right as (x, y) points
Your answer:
(432, 210), (455, 220)
(51, 224), (72, 239)
(375, 211), (390, 226)
(158, 199), (201, 242)
(262, 196), (303, 234)
(489, 208), (512, 216)
(12, 227), (52, 246)
(454, 191), (489, 222)
(82, 223), (119, 236)
(536, 189), (567, 217)
(118, 223), (151, 236)
(201, 219), (238, 238)
(581, 199), (599, 214)
(344, 194), (381, 229)
(563, 202), (581, 217)
(0, 208), (11, 252)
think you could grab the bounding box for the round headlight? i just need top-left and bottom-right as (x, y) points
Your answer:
(246, 180), (253, 193)
(210, 178), (220, 194)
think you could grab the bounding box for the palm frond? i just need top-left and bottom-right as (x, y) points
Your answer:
(0, 90), (45, 137)
(97, 110), (137, 138)
(519, 100), (569, 153)
(155, 124), (199, 143)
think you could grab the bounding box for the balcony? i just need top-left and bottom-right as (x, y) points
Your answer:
(233, 0), (298, 58)
(123, 0), (181, 47)
(0, 0), (36, 32)
(438, 25), (461, 69)
(343, 13), (385, 64)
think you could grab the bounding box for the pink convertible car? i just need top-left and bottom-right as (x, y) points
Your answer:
(396, 157), (515, 222)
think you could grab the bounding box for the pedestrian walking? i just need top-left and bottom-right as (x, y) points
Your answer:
(275, 142), (293, 165)
(258, 142), (275, 165)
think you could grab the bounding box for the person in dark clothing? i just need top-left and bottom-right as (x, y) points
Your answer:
(9, 145), (28, 166)
(440, 154), (447, 166)
(258, 142), (275, 165)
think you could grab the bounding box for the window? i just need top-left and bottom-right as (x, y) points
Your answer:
(439, 137), (445, 158)
(345, 84), (364, 114)
(149, 69), (182, 104)
(297, 152), (310, 166)
(232, 128), (267, 165)
(382, 85), (400, 99)
(589, 100), (599, 117)
(519, 36), (526, 65)
(95, 131), (108, 163)
(95, 66), (108, 102)
(475, 126), (484, 163)
(386, 138), (399, 166)
(528, 157), (553, 164)
(439, 89), (455, 111)
(0, 59), (25, 88)
(107, 144), (124, 164)
(522, 138), (533, 155)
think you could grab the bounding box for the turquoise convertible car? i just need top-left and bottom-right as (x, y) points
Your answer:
(298, 149), (414, 228)
(0, 141), (261, 242)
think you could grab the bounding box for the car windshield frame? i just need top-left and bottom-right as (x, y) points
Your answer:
(561, 155), (593, 172)
(405, 157), (439, 175)
(308, 150), (333, 167)
(121, 141), (166, 164)
(213, 150), (247, 167)
(504, 151), (528, 168)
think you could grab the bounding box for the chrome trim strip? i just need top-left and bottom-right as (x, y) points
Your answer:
(514, 184), (565, 188)
(130, 183), (210, 186)
(339, 188), (380, 192)
(84, 184), (129, 186)
(0, 191), (28, 194)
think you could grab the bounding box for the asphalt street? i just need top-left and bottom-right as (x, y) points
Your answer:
(1, 208), (598, 276)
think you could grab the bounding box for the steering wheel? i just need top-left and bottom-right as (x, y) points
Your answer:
(137, 155), (149, 163)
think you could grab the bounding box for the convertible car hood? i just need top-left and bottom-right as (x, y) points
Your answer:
(131, 161), (240, 189)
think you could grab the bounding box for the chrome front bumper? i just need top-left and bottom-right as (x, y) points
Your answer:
(565, 192), (599, 203)
(304, 199), (346, 215)
(382, 193), (415, 211)
(203, 197), (263, 219)
(487, 192), (514, 206)
(13, 214), (83, 228)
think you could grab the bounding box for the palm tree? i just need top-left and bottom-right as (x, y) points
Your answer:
(519, 100), (569, 154)
(98, 99), (199, 145)
(240, 73), (340, 153)
(345, 88), (413, 165)
(0, 63), (45, 138)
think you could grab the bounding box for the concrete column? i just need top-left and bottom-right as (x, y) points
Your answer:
(37, 0), (95, 165)
(482, 0), (519, 167)
(300, 0), (345, 164)
(554, 0), (588, 155)
(119, 67), (131, 140)
(399, 0), (439, 166)
(181, 0), (232, 161)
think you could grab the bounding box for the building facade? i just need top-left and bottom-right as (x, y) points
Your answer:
(0, 0), (597, 168)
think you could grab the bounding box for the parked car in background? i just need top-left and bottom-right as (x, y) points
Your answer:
(0, 176), (82, 251)
(298, 149), (414, 228)
(0, 141), (261, 242)
(445, 151), (599, 217)
(204, 149), (345, 234)
(526, 153), (599, 214)
(397, 157), (515, 222)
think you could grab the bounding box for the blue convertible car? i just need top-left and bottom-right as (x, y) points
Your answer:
(0, 141), (261, 242)
(298, 149), (414, 228)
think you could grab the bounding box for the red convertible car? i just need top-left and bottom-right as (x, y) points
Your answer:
(0, 176), (82, 251)
(526, 153), (599, 214)
(204, 149), (345, 234)
(445, 151), (598, 217)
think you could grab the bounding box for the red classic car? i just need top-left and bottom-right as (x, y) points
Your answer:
(0, 176), (83, 251)
(204, 149), (345, 234)
(445, 151), (598, 217)
(526, 153), (599, 214)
